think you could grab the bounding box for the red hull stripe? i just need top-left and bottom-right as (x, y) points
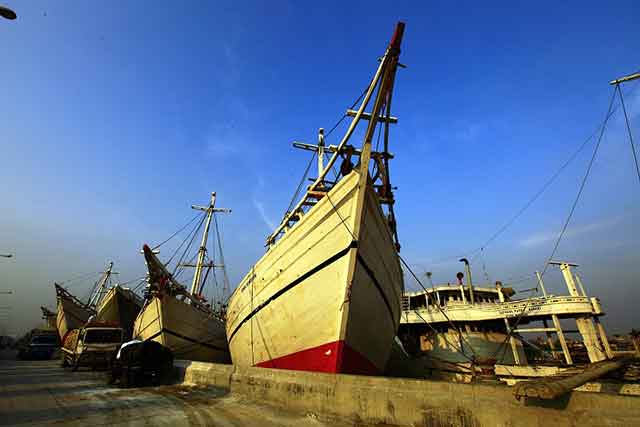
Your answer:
(256, 340), (380, 375)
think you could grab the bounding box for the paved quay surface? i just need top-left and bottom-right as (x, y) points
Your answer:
(0, 352), (350, 426)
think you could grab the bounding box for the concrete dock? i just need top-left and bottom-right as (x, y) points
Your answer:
(2, 350), (639, 426)
(176, 359), (640, 427)
(0, 352), (347, 426)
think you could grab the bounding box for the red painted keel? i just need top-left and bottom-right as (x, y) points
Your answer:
(256, 340), (380, 375)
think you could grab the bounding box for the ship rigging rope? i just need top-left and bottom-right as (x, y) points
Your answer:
(616, 83), (640, 186)
(285, 152), (316, 216)
(117, 274), (147, 287)
(490, 87), (617, 359)
(281, 83), (372, 221)
(324, 84), (370, 138)
(151, 212), (202, 250)
(399, 255), (479, 361)
(540, 87), (618, 276)
(465, 81), (640, 264)
(213, 213), (231, 302)
(57, 271), (101, 287)
(169, 213), (207, 277)
(157, 210), (207, 270)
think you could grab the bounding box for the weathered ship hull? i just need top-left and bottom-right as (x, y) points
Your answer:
(133, 295), (230, 363)
(226, 170), (403, 374)
(96, 286), (143, 340)
(55, 285), (93, 342)
(420, 331), (527, 366)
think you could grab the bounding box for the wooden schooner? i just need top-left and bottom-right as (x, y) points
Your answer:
(54, 263), (114, 342)
(225, 22), (406, 374)
(95, 285), (143, 340)
(132, 192), (231, 362)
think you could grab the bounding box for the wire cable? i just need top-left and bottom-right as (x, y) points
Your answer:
(466, 82), (640, 261)
(151, 212), (202, 250)
(616, 83), (640, 187)
(541, 88), (618, 276)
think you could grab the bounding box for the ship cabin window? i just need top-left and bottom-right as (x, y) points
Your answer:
(409, 294), (427, 310)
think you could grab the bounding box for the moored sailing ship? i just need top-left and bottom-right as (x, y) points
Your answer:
(133, 192), (231, 362)
(225, 23), (406, 375)
(96, 285), (143, 340)
(54, 264), (113, 342)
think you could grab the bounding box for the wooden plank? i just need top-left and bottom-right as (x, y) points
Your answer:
(346, 110), (398, 123)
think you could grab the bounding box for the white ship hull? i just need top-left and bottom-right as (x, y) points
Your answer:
(133, 295), (230, 363)
(226, 170), (403, 374)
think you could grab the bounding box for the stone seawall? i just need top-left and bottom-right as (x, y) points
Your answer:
(174, 360), (640, 426)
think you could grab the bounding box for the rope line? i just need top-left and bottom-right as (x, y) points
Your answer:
(152, 212), (202, 251)
(399, 255), (479, 360)
(465, 82), (640, 262)
(616, 84), (640, 187)
(541, 88), (618, 276)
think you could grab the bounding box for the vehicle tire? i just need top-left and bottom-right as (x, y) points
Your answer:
(61, 357), (68, 368)
(120, 368), (130, 388)
(72, 357), (80, 372)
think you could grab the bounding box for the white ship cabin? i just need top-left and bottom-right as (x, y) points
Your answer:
(399, 262), (615, 368)
(402, 284), (515, 311)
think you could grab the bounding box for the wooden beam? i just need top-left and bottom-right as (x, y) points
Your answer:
(346, 109), (398, 123)
(513, 358), (633, 400)
(609, 72), (640, 86)
(513, 327), (557, 333)
(293, 142), (394, 159)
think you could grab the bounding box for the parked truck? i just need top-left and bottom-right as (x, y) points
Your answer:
(61, 321), (123, 370)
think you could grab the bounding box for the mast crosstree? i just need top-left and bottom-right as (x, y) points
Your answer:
(180, 192), (231, 297)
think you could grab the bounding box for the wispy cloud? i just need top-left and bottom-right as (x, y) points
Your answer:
(252, 176), (277, 231)
(252, 198), (276, 231)
(519, 216), (624, 247)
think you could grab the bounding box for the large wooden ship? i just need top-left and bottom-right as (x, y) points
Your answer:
(225, 23), (406, 375)
(95, 285), (143, 340)
(54, 264), (115, 341)
(133, 192), (231, 362)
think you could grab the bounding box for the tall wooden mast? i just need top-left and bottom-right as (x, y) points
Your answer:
(88, 262), (115, 307)
(189, 192), (231, 296)
(267, 22), (405, 247)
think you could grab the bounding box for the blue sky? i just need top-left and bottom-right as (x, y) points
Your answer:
(0, 1), (638, 335)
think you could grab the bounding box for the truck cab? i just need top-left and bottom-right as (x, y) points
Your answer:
(61, 323), (123, 370)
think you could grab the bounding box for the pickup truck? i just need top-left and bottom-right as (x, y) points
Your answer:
(61, 323), (123, 370)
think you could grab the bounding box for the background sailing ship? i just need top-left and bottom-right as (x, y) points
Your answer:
(226, 23), (406, 375)
(54, 263), (114, 342)
(54, 262), (143, 342)
(133, 192), (232, 362)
